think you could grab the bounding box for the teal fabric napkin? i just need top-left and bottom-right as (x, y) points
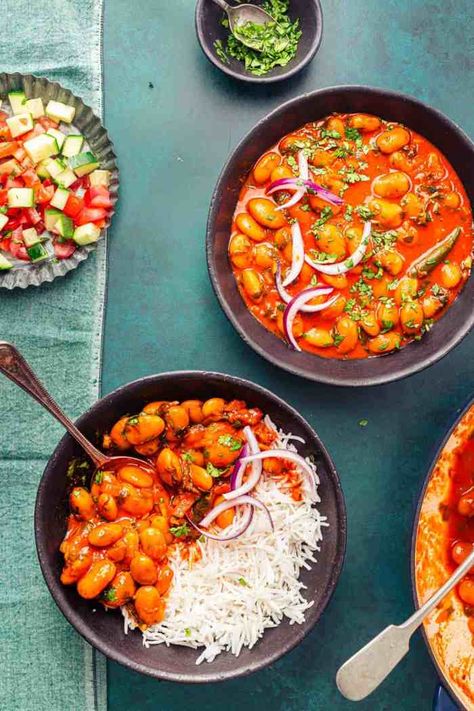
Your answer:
(0, 2), (107, 710)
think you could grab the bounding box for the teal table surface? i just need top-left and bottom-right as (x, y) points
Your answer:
(103, 1), (474, 709)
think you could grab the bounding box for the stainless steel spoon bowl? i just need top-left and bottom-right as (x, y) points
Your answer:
(0, 341), (155, 477)
(210, 0), (285, 50)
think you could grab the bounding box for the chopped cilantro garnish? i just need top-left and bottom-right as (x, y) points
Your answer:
(182, 451), (194, 462)
(170, 523), (191, 538)
(184, 627), (192, 637)
(358, 419), (369, 428)
(344, 205), (354, 221)
(206, 462), (225, 478)
(217, 435), (242, 451)
(238, 577), (250, 587)
(102, 587), (117, 602)
(214, 0), (302, 77)
(355, 205), (375, 221)
(94, 470), (104, 484)
(345, 126), (362, 142)
(320, 128), (341, 140)
(311, 206), (333, 232)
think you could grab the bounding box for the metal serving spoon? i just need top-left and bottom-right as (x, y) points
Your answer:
(336, 546), (474, 701)
(210, 0), (286, 51)
(0, 341), (155, 476)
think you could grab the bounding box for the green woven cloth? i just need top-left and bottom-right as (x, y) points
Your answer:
(0, 2), (107, 710)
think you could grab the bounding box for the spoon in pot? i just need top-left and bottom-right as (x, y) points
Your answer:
(210, 0), (288, 51)
(336, 546), (474, 701)
(0, 341), (155, 477)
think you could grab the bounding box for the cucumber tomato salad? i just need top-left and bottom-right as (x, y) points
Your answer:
(0, 90), (113, 271)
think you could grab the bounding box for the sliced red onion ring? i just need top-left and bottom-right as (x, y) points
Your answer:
(187, 506), (254, 542)
(225, 427), (261, 500)
(273, 151), (309, 211)
(298, 149), (309, 181)
(239, 450), (317, 498)
(229, 443), (249, 490)
(283, 288), (338, 351)
(197, 494), (274, 531)
(305, 180), (344, 206)
(275, 262), (333, 313)
(305, 221), (372, 276)
(282, 222), (305, 287)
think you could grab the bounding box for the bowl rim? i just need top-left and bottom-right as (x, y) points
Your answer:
(194, 0), (324, 84)
(410, 394), (474, 711)
(206, 84), (474, 387)
(34, 370), (347, 683)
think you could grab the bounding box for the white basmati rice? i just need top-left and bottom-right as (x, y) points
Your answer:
(122, 419), (328, 663)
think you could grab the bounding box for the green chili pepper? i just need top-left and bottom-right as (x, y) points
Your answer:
(406, 227), (461, 278)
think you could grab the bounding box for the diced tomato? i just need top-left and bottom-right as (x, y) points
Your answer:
(0, 174), (8, 186)
(0, 189), (8, 205)
(69, 177), (86, 192)
(75, 207), (107, 226)
(95, 219), (106, 229)
(9, 228), (29, 261)
(26, 207), (42, 225)
(22, 168), (40, 187)
(6, 177), (23, 189)
(85, 185), (112, 210)
(35, 184), (54, 204)
(0, 142), (19, 160)
(0, 237), (11, 252)
(38, 116), (58, 131)
(0, 160), (21, 177)
(0, 111), (9, 122)
(0, 126), (12, 141)
(13, 147), (26, 162)
(63, 194), (84, 218)
(53, 240), (77, 260)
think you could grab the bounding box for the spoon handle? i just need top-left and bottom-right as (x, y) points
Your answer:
(210, 0), (231, 11)
(0, 341), (107, 467)
(336, 547), (474, 701)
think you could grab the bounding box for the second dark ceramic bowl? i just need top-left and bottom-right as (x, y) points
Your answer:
(207, 85), (474, 387)
(35, 371), (346, 682)
(195, 0), (323, 83)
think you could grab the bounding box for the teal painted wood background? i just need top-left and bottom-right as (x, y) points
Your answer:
(103, 1), (474, 708)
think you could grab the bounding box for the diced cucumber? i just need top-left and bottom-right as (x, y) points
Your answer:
(36, 159), (51, 179)
(46, 128), (65, 151)
(8, 188), (34, 208)
(68, 151), (99, 177)
(45, 208), (62, 232)
(73, 222), (101, 246)
(45, 100), (75, 124)
(22, 227), (40, 248)
(55, 214), (74, 240)
(6, 112), (33, 138)
(0, 213), (9, 231)
(89, 169), (111, 187)
(54, 168), (76, 188)
(50, 187), (70, 210)
(0, 253), (13, 270)
(45, 158), (66, 179)
(24, 134), (58, 163)
(25, 98), (45, 119)
(27, 242), (49, 263)
(62, 134), (84, 158)
(8, 90), (27, 114)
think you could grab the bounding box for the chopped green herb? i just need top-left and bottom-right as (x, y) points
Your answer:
(102, 587), (117, 602)
(214, 0), (302, 77)
(218, 434), (242, 451)
(238, 577), (250, 587)
(320, 128), (341, 140)
(94, 470), (104, 484)
(355, 205), (375, 221)
(344, 204), (354, 222)
(310, 274), (318, 287)
(311, 206), (333, 232)
(358, 419), (369, 428)
(184, 627), (192, 637)
(170, 523), (191, 538)
(182, 451), (194, 462)
(276, 302), (286, 312)
(345, 126), (362, 143)
(206, 462), (225, 478)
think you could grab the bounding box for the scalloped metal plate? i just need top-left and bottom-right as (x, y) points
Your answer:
(0, 73), (119, 289)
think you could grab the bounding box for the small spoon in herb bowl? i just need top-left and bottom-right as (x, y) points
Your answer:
(210, 0), (288, 51)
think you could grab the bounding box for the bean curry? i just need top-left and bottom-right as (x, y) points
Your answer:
(60, 398), (300, 627)
(229, 113), (473, 359)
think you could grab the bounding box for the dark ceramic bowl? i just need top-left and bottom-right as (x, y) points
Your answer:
(35, 371), (346, 682)
(207, 85), (474, 387)
(410, 396), (474, 711)
(195, 0), (323, 84)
